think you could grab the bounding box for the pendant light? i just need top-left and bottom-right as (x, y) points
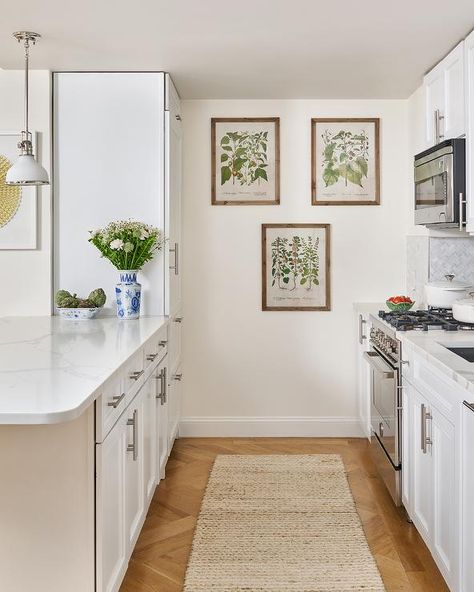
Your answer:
(6, 31), (49, 186)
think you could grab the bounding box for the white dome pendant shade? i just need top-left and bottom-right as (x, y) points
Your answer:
(5, 32), (49, 187)
(5, 151), (49, 186)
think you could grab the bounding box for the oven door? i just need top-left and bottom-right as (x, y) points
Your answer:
(363, 349), (400, 467)
(414, 152), (454, 225)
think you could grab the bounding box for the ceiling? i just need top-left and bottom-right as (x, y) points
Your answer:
(1, 0), (473, 99)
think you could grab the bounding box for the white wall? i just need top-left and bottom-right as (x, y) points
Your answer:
(0, 70), (52, 315)
(181, 99), (410, 436)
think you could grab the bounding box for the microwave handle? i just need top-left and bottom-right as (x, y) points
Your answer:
(459, 192), (466, 230)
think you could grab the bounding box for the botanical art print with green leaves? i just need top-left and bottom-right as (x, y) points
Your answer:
(212, 118), (279, 204)
(263, 224), (330, 311)
(271, 235), (319, 291)
(312, 119), (379, 205)
(220, 130), (269, 187)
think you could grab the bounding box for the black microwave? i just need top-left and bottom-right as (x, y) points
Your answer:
(414, 138), (466, 228)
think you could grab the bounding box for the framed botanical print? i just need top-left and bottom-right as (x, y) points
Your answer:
(262, 223), (331, 311)
(311, 118), (380, 205)
(211, 117), (280, 205)
(0, 131), (37, 249)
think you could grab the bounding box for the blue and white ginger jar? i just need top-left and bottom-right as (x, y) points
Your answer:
(115, 270), (141, 320)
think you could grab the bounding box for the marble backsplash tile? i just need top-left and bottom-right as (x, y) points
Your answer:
(406, 236), (429, 307)
(407, 236), (474, 307)
(429, 237), (474, 284)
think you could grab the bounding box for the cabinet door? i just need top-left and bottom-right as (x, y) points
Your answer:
(431, 407), (457, 588)
(168, 361), (182, 449)
(124, 397), (145, 550)
(142, 372), (157, 505)
(424, 41), (465, 146)
(96, 413), (128, 592)
(165, 78), (183, 317)
(409, 384), (433, 543)
(401, 385), (411, 513)
(465, 32), (474, 233)
(425, 62), (445, 146)
(444, 42), (465, 140)
(462, 401), (474, 592)
(155, 359), (169, 480)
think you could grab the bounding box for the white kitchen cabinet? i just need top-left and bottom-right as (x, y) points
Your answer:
(96, 410), (128, 592)
(96, 365), (164, 592)
(356, 312), (371, 438)
(424, 41), (465, 146)
(464, 31), (474, 233)
(461, 401), (474, 592)
(168, 360), (183, 449)
(404, 378), (458, 590)
(165, 74), (183, 317)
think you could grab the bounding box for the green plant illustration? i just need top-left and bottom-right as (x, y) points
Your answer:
(220, 131), (268, 186)
(271, 235), (320, 291)
(321, 129), (369, 188)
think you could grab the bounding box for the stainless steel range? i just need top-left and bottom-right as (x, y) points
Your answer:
(364, 316), (402, 506)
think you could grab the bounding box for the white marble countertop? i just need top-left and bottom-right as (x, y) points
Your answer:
(0, 316), (168, 425)
(354, 302), (474, 396)
(397, 330), (474, 395)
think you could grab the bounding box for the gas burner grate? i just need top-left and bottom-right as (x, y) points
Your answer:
(379, 309), (474, 332)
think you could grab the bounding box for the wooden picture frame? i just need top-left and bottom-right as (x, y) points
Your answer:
(262, 223), (331, 311)
(211, 117), (280, 205)
(311, 118), (380, 206)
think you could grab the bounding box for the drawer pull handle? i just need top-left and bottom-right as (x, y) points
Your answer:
(126, 409), (138, 461)
(155, 367), (167, 404)
(421, 403), (432, 454)
(169, 243), (179, 276)
(174, 316), (183, 323)
(463, 401), (474, 413)
(146, 353), (158, 362)
(173, 373), (183, 381)
(159, 340), (168, 347)
(107, 392), (126, 408)
(130, 370), (144, 381)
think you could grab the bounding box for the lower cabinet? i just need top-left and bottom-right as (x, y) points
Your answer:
(168, 359), (182, 448)
(462, 401), (474, 592)
(96, 367), (161, 592)
(404, 379), (458, 590)
(356, 312), (371, 438)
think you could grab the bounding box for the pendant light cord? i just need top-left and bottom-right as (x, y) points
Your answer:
(23, 37), (29, 139)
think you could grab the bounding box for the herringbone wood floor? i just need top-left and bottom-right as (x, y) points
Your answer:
(120, 437), (449, 592)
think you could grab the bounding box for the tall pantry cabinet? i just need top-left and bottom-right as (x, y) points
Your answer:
(53, 70), (183, 406)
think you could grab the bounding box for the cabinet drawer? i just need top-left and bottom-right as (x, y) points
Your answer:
(123, 350), (145, 396)
(404, 347), (465, 423)
(96, 375), (126, 442)
(144, 326), (168, 369)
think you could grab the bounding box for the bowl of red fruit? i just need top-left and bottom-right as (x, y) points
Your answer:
(386, 295), (414, 312)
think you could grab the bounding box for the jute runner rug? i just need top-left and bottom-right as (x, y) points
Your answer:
(184, 454), (386, 591)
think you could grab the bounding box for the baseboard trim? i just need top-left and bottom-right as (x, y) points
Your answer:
(179, 416), (364, 438)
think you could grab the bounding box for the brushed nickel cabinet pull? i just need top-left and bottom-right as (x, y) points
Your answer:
(174, 316), (183, 323)
(146, 353), (158, 362)
(159, 340), (168, 347)
(421, 403), (432, 454)
(173, 373), (183, 382)
(176, 114), (182, 121)
(358, 314), (367, 345)
(127, 409), (138, 461)
(130, 370), (144, 381)
(463, 401), (474, 413)
(107, 392), (126, 408)
(169, 243), (179, 275)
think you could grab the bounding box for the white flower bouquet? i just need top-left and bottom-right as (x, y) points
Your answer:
(89, 220), (164, 270)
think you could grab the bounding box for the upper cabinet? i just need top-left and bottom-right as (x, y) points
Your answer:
(465, 31), (474, 232)
(424, 41), (465, 146)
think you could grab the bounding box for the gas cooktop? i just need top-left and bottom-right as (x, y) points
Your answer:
(379, 309), (474, 332)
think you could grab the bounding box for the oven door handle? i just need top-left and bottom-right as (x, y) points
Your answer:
(363, 351), (395, 379)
